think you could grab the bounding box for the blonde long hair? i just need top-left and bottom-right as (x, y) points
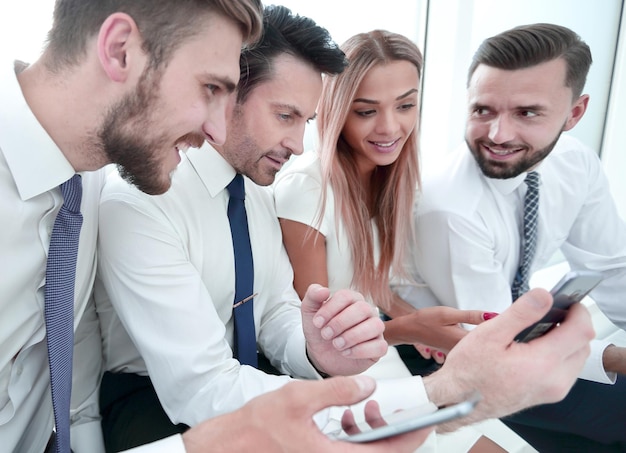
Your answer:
(316, 30), (423, 312)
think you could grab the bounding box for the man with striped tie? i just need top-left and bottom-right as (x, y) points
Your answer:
(401, 23), (626, 452)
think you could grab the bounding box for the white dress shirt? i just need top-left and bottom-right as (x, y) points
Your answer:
(97, 144), (433, 451)
(0, 60), (105, 452)
(97, 144), (330, 426)
(401, 135), (626, 383)
(273, 153), (416, 374)
(273, 152), (380, 295)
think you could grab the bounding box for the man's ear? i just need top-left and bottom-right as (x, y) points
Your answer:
(564, 94), (590, 131)
(97, 12), (142, 83)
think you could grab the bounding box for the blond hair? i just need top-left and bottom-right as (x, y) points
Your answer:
(316, 30), (423, 312)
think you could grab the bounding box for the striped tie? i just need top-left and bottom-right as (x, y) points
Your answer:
(511, 171), (540, 301)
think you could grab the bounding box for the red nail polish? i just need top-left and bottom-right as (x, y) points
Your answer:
(483, 312), (498, 320)
(425, 348), (431, 353)
(436, 351), (444, 357)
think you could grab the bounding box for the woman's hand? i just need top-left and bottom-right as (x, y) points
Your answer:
(384, 305), (498, 351)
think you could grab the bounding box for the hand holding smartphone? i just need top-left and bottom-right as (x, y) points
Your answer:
(514, 270), (604, 343)
(334, 392), (480, 443)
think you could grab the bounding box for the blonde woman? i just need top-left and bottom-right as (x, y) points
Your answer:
(273, 30), (505, 452)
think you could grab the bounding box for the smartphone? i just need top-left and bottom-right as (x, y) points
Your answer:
(514, 270), (604, 343)
(335, 392), (480, 443)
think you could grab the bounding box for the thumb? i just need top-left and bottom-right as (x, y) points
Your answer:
(301, 283), (331, 317)
(485, 288), (552, 342)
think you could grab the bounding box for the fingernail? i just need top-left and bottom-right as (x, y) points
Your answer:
(425, 347), (431, 353)
(313, 315), (324, 328)
(436, 351), (444, 357)
(353, 375), (375, 393)
(333, 336), (345, 349)
(321, 326), (333, 340)
(483, 312), (499, 320)
(342, 348), (352, 356)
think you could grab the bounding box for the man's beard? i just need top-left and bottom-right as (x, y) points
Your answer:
(467, 131), (562, 179)
(99, 69), (171, 195)
(225, 106), (280, 187)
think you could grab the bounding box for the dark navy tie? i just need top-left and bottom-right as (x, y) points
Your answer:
(226, 174), (258, 367)
(44, 174), (83, 453)
(511, 171), (540, 301)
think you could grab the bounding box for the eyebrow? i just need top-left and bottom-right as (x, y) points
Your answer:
(273, 102), (316, 121)
(353, 88), (419, 105)
(516, 104), (547, 111)
(203, 73), (237, 93)
(469, 102), (548, 112)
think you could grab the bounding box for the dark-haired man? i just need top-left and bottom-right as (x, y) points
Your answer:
(404, 23), (626, 452)
(94, 5), (390, 450)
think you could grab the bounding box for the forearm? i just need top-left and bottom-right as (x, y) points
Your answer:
(383, 294), (432, 346)
(384, 316), (422, 346)
(383, 304), (477, 350)
(104, 275), (293, 425)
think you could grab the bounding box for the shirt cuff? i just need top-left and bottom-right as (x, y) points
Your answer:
(71, 420), (105, 453)
(122, 435), (185, 453)
(283, 330), (320, 379)
(353, 376), (433, 415)
(578, 338), (617, 384)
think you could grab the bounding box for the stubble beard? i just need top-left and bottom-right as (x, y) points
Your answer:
(225, 107), (279, 187)
(467, 131), (562, 179)
(99, 69), (171, 195)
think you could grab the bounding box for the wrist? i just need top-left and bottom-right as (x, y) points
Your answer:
(305, 345), (330, 378)
(423, 368), (467, 407)
(423, 372), (450, 407)
(382, 317), (404, 346)
(602, 344), (622, 373)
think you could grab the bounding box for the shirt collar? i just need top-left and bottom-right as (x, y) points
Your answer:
(186, 142), (237, 197)
(0, 60), (75, 201)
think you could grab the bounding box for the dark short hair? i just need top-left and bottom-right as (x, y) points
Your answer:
(45, 0), (263, 71)
(468, 23), (592, 98)
(236, 4), (347, 104)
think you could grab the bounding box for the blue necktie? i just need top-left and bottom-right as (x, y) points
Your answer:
(44, 174), (83, 453)
(226, 174), (258, 367)
(511, 171), (540, 301)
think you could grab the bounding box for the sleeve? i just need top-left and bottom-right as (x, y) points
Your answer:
(578, 339), (616, 384)
(254, 243), (319, 380)
(561, 151), (626, 330)
(273, 170), (328, 235)
(70, 296), (105, 453)
(411, 209), (514, 315)
(97, 191), (293, 427)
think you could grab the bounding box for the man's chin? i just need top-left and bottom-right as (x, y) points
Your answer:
(477, 160), (520, 179)
(121, 170), (171, 195)
(248, 169), (279, 187)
